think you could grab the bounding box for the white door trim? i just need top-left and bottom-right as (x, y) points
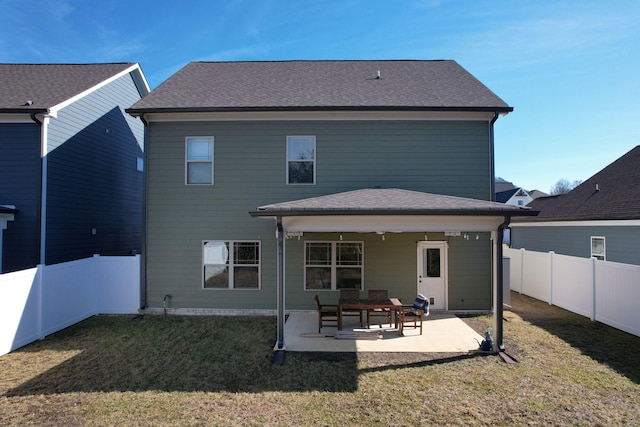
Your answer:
(417, 241), (448, 310)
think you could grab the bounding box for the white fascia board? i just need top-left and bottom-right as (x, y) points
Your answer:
(280, 215), (505, 233)
(510, 220), (640, 227)
(48, 63), (147, 118)
(141, 110), (496, 123)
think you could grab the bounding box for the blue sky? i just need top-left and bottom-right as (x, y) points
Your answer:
(1, 0), (638, 193)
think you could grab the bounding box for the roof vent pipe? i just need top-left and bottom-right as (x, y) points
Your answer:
(595, 184), (600, 191)
(376, 70), (381, 79)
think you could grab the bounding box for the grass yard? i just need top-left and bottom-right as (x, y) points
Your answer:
(1, 292), (638, 426)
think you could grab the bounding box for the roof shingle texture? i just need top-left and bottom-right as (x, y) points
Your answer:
(253, 188), (534, 215)
(0, 63), (135, 111)
(129, 60), (511, 111)
(515, 145), (640, 222)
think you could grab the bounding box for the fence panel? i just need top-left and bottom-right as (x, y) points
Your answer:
(506, 247), (640, 337)
(0, 255), (140, 356)
(595, 260), (640, 336)
(0, 267), (41, 355)
(552, 254), (593, 318)
(95, 255), (140, 314)
(522, 250), (550, 302)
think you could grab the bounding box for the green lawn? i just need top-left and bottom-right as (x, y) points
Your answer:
(1, 292), (638, 426)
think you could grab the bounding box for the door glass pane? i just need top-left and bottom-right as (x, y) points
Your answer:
(425, 248), (441, 278)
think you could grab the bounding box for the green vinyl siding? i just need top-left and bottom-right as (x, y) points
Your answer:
(145, 119), (493, 309)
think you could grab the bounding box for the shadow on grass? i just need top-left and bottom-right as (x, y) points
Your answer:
(509, 292), (640, 384)
(4, 315), (360, 396)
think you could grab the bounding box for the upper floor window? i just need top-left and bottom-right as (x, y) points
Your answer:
(186, 137), (213, 185)
(287, 136), (315, 185)
(591, 236), (605, 261)
(203, 240), (261, 289)
(305, 241), (363, 290)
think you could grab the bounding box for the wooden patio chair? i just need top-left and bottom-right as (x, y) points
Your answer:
(314, 295), (338, 333)
(398, 294), (429, 335)
(339, 289), (364, 327)
(366, 289), (392, 328)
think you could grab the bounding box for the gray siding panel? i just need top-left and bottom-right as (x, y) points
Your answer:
(511, 225), (640, 266)
(0, 123), (41, 272)
(145, 119), (494, 309)
(45, 73), (144, 264)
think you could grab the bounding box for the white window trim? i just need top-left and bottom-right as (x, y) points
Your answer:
(304, 241), (364, 291)
(286, 135), (316, 185)
(202, 240), (261, 290)
(185, 136), (214, 185)
(590, 236), (606, 261)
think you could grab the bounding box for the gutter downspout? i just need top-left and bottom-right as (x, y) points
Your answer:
(139, 113), (149, 309)
(494, 215), (511, 352)
(489, 112), (499, 201)
(30, 113), (48, 266)
(275, 216), (285, 351)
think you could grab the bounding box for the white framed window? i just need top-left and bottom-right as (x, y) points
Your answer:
(203, 240), (261, 289)
(304, 241), (363, 290)
(287, 135), (315, 185)
(186, 137), (213, 185)
(591, 236), (606, 261)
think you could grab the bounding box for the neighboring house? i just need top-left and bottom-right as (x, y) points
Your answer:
(127, 60), (535, 349)
(0, 63), (150, 273)
(496, 187), (533, 207)
(511, 145), (640, 265)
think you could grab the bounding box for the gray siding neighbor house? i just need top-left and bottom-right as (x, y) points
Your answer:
(0, 63), (150, 273)
(511, 145), (640, 266)
(127, 60), (536, 350)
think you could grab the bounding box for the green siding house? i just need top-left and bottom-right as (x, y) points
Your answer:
(127, 60), (535, 349)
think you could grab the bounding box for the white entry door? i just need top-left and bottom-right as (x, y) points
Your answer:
(417, 241), (448, 310)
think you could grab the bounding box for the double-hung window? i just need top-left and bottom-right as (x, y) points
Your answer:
(591, 236), (606, 261)
(203, 241), (260, 289)
(305, 241), (363, 290)
(287, 136), (315, 185)
(186, 137), (213, 185)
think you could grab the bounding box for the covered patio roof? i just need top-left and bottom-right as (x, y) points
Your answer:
(249, 188), (538, 355)
(250, 188), (537, 232)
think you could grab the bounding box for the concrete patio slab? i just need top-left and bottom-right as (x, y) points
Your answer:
(283, 312), (484, 353)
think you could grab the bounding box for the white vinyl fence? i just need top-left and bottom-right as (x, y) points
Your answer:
(505, 247), (640, 337)
(0, 255), (140, 356)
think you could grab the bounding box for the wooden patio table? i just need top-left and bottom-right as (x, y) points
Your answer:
(338, 297), (403, 332)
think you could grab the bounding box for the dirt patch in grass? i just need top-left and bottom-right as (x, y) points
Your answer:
(1, 292), (639, 426)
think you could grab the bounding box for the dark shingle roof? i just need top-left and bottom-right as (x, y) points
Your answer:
(0, 63), (137, 112)
(495, 188), (520, 203)
(250, 188), (536, 217)
(514, 146), (640, 222)
(129, 60), (512, 113)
